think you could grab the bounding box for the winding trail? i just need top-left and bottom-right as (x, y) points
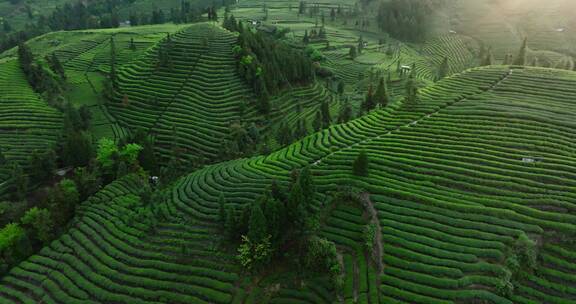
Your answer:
(360, 193), (384, 273)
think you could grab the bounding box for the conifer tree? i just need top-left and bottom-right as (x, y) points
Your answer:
(248, 202), (267, 243)
(320, 100), (331, 127)
(374, 78), (389, 107)
(349, 46), (357, 59)
(338, 99), (353, 123)
(362, 85), (375, 112)
(513, 37), (528, 66)
(353, 150), (369, 176)
(11, 163), (28, 201)
(405, 67), (419, 105)
(503, 53), (513, 65)
(437, 56), (449, 80)
(298, 166), (315, 206)
(277, 122), (292, 146)
(337, 81), (345, 95)
(287, 181), (304, 222)
(47, 53), (66, 80)
(481, 48), (494, 66)
(299, 1), (306, 14)
(224, 207), (237, 239)
(219, 194), (226, 225)
(0, 149), (6, 166)
(313, 110), (323, 131)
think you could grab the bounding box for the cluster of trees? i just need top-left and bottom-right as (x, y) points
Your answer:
(17, 43), (64, 102)
(362, 77), (390, 112)
(302, 27), (327, 44)
(1, 0), (128, 52)
(219, 121), (261, 159)
(0, 0), (232, 53)
(223, 15), (316, 114)
(376, 0), (436, 42)
(0, 134), (149, 274)
(221, 167), (343, 286)
(131, 0), (231, 26)
(497, 233), (539, 298)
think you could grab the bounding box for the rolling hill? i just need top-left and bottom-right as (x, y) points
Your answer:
(1, 65), (576, 303)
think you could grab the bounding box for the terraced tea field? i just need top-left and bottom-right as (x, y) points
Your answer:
(0, 59), (62, 199)
(109, 23), (334, 164)
(0, 24), (188, 141)
(2, 64), (576, 302)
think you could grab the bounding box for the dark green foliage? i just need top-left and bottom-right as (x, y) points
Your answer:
(320, 100), (331, 127)
(21, 207), (54, 245)
(337, 81), (345, 95)
(72, 167), (102, 201)
(62, 131), (93, 168)
(303, 236), (341, 277)
(313, 110), (323, 131)
(353, 151), (369, 176)
(362, 85), (376, 112)
(270, 179), (286, 202)
(46, 53), (66, 80)
(129, 129), (159, 175)
(218, 194), (226, 225)
(376, 0), (440, 42)
(513, 233), (538, 275)
(299, 1), (306, 14)
(303, 30), (310, 44)
(0, 223), (31, 274)
(299, 166), (315, 205)
(374, 77), (389, 107)
(338, 100), (353, 123)
(17, 43), (62, 99)
(276, 122), (293, 146)
(481, 47), (494, 66)
(513, 37), (528, 66)
(405, 68), (419, 105)
(29, 149), (56, 184)
(287, 181), (305, 221)
(47, 179), (80, 227)
(224, 207), (237, 239)
(437, 56), (449, 80)
(10, 163), (28, 202)
(349, 46), (357, 59)
(0, 150), (6, 166)
(261, 196), (284, 242)
(248, 202), (267, 243)
(233, 26), (315, 113)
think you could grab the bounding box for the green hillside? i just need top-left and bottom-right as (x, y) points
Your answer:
(109, 22), (334, 165)
(0, 59), (62, 199)
(1, 0), (576, 303)
(1, 65), (576, 302)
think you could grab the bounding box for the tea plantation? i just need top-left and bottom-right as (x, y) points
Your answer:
(0, 64), (575, 302)
(0, 0), (575, 303)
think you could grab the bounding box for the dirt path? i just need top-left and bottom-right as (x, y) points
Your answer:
(361, 193), (384, 273)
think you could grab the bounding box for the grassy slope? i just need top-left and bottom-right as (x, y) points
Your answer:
(108, 22), (335, 164)
(2, 66), (576, 303)
(0, 59), (62, 198)
(0, 24), (188, 141)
